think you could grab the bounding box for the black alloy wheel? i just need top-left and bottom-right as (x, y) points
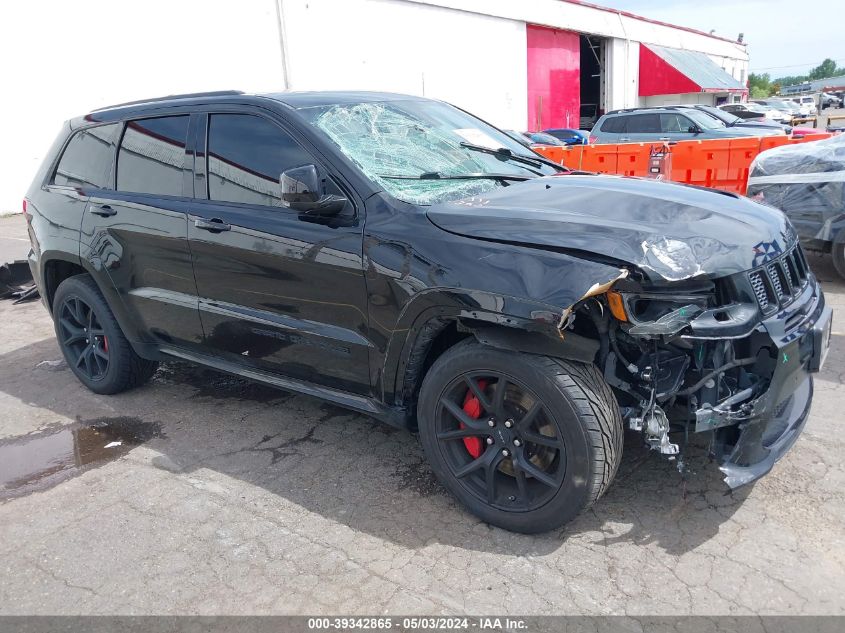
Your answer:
(417, 340), (623, 533)
(435, 371), (565, 511)
(52, 274), (158, 394)
(58, 296), (110, 381)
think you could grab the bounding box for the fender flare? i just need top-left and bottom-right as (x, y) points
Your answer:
(382, 288), (602, 409)
(39, 251), (158, 358)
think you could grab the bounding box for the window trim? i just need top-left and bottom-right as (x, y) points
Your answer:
(114, 114), (192, 199)
(47, 122), (121, 192)
(198, 110), (356, 218)
(625, 113), (661, 134)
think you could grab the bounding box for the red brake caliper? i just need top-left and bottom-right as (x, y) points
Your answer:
(460, 379), (487, 458)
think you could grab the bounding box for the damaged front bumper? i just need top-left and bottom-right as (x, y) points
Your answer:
(593, 243), (832, 489)
(715, 289), (831, 488)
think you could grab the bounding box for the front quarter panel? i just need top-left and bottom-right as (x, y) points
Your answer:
(362, 194), (624, 406)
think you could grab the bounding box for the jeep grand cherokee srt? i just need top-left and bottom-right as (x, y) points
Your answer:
(23, 91), (832, 533)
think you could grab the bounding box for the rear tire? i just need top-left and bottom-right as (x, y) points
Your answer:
(417, 340), (623, 533)
(52, 274), (158, 395)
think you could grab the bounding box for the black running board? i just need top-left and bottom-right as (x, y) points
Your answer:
(159, 347), (408, 429)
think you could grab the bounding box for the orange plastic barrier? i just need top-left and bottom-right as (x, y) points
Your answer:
(536, 133), (833, 195)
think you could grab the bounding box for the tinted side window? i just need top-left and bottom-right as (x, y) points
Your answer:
(117, 116), (189, 197)
(600, 116), (625, 133)
(51, 124), (120, 189)
(207, 114), (311, 207)
(660, 113), (688, 133)
(626, 114), (660, 133)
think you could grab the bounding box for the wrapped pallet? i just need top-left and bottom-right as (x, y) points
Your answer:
(747, 134), (845, 277)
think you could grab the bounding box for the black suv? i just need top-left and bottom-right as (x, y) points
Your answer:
(24, 91), (831, 533)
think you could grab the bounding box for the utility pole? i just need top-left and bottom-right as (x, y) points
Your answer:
(274, 0), (291, 90)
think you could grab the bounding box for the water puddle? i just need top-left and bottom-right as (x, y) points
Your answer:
(0, 417), (162, 501)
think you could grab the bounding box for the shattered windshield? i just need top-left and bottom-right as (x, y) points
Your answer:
(299, 99), (557, 205)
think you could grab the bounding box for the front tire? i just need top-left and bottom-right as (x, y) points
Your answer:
(53, 274), (158, 395)
(417, 340), (623, 533)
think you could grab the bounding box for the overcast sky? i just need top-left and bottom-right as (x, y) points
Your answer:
(585, 0), (843, 77)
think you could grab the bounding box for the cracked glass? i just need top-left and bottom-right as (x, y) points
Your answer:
(300, 99), (556, 205)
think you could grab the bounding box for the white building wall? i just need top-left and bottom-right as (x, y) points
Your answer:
(405, 0), (749, 61)
(641, 93), (717, 107)
(280, 0), (528, 130)
(606, 38), (640, 110)
(0, 0), (284, 214)
(0, 0), (749, 213)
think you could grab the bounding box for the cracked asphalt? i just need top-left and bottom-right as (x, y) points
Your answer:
(1, 214), (844, 615)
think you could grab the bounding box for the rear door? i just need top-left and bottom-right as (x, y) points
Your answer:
(80, 113), (204, 349)
(186, 109), (370, 395)
(622, 113), (661, 142)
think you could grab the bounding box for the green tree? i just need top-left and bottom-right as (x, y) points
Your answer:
(809, 58), (839, 80)
(773, 74), (807, 86)
(748, 72), (771, 96)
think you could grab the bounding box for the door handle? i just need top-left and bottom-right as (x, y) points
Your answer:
(619, 137), (630, 142)
(659, 137), (671, 141)
(194, 217), (231, 232)
(90, 204), (117, 217)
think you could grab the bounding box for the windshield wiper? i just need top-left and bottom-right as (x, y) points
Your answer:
(458, 142), (565, 173)
(379, 172), (533, 182)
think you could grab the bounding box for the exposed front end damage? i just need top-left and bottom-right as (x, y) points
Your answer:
(565, 240), (831, 488)
(426, 174), (832, 488)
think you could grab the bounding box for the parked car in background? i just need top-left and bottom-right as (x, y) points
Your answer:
(523, 131), (568, 146)
(789, 95), (818, 116)
(579, 103), (599, 130)
(749, 100), (792, 124)
(720, 102), (777, 121)
(590, 106), (777, 144)
(755, 99), (802, 123)
(24, 90), (830, 533)
(502, 130), (567, 150)
(821, 92), (843, 109)
(684, 105), (787, 136)
(542, 128), (590, 145)
(501, 129), (535, 149)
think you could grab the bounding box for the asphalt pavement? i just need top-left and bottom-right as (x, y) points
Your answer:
(1, 214), (843, 615)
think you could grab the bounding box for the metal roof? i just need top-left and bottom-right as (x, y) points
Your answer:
(782, 75), (845, 93)
(646, 45), (746, 92)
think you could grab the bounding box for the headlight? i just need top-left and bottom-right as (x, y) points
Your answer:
(608, 291), (712, 325)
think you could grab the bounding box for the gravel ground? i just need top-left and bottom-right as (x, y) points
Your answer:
(0, 214), (843, 616)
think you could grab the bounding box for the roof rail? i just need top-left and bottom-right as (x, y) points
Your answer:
(606, 107), (651, 115)
(92, 90), (244, 112)
(608, 105), (695, 115)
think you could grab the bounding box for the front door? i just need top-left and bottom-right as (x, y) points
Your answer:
(186, 111), (371, 395)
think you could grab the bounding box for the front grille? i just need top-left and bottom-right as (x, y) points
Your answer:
(782, 257), (796, 289)
(767, 263), (785, 298)
(748, 244), (809, 312)
(749, 270), (771, 309)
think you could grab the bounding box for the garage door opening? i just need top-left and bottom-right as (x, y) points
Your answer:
(579, 35), (605, 130)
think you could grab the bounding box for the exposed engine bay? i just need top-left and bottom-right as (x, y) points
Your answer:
(564, 241), (830, 486)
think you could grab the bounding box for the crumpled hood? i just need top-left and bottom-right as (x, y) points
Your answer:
(426, 174), (795, 281)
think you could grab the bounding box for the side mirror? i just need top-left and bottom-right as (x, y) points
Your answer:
(688, 125), (701, 134)
(280, 164), (347, 216)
